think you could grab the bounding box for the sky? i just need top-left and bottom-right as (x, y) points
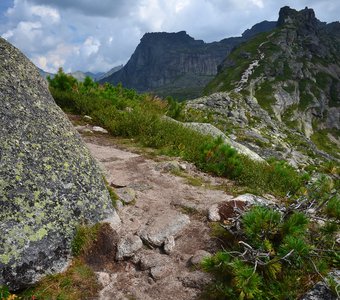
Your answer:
(0, 0), (339, 74)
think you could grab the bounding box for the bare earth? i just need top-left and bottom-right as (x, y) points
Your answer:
(73, 117), (235, 300)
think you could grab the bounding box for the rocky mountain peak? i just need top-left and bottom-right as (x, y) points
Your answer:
(242, 21), (277, 39)
(141, 31), (202, 46)
(100, 24), (277, 99)
(201, 7), (339, 164)
(277, 6), (319, 32)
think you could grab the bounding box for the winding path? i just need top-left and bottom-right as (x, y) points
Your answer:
(71, 116), (234, 300)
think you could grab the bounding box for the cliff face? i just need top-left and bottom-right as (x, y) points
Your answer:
(100, 23), (276, 99)
(187, 7), (340, 165)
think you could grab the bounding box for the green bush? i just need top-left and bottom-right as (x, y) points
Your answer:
(242, 206), (281, 247)
(199, 137), (243, 178)
(202, 206), (337, 299)
(47, 68), (77, 91)
(325, 196), (340, 220)
(281, 212), (309, 236)
(48, 69), (308, 198)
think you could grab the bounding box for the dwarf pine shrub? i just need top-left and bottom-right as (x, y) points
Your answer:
(202, 205), (338, 299)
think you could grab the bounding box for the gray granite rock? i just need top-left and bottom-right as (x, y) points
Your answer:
(0, 37), (116, 290)
(164, 236), (176, 254)
(139, 252), (171, 271)
(179, 271), (213, 289)
(139, 212), (190, 247)
(300, 282), (338, 300)
(208, 204), (221, 222)
(92, 126), (108, 134)
(150, 264), (174, 281)
(116, 187), (137, 204)
(116, 234), (143, 260)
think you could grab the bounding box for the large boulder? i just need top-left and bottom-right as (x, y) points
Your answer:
(0, 38), (117, 290)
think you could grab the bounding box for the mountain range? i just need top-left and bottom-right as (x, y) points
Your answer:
(38, 6), (339, 165)
(99, 21), (276, 99)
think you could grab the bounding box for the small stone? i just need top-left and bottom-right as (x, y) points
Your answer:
(162, 161), (181, 172)
(307, 208), (316, 215)
(115, 200), (124, 211)
(131, 253), (141, 265)
(179, 163), (187, 171)
(208, 204), (220, 222)
(96, 272), (111, 287)
(164, 236), (175, 254)
(74, 125), (91, 133)
(82, 128), (93, 134)
(147, 277), (155, 285)
(190, 250), (212, 266)
(103, 210), (121, 230)
(116, 234), (143, 260)
(179, 271), (213, 289)
(92, 126), (108, 134)
(233, 193), (275, 206)
(150, 265), (173, 281)
(83, 115), (92, 121)
(116, 187), (137, 204)
(139, 212), (190, 247)
(140, 252), (171, 271)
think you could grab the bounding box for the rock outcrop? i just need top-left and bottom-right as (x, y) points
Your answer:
(190, 7), (340, 165)
(205, 7), (340, 135)
(0, 37), (117, 290)
(100, 23), (276, 99)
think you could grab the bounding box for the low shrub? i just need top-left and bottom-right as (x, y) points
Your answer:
(48, 70), (308, 198)
(202, 206), (338, 299)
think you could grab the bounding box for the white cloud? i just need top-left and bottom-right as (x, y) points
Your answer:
(30, 5), (60, 23)
(81, 36), (100, 56)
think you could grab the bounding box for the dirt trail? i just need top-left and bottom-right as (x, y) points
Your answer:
(73, 117), (234, 300)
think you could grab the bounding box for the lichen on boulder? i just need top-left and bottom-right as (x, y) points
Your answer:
(0, 37), (116, 290)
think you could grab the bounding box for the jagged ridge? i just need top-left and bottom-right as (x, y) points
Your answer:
(99, 22), (276, 99)
(185, 7), (340, 166)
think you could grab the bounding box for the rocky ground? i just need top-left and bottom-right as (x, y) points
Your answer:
(71, 115), (238, 299)
(69, 115), (338, 300)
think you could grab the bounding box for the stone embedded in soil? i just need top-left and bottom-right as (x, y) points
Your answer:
(150, 264), (174, 281)
(164, 236), (176, 254)
(92, 126), (109, 134)
(116, 187), (137, 204)
(139, 212), (190, 247)
(157, 161), (181, 172)
(115, 200), (124, 211)
(208, 204), (221, 221)
(179, 271), (213, 289)
(96, 272), (111, 287)
(83, 115), (92, 121)
(139, 252), (171, 271)
(116, 234), (143, 260)
(190, 250), (212, 266)
(233, 193), (275, 206)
